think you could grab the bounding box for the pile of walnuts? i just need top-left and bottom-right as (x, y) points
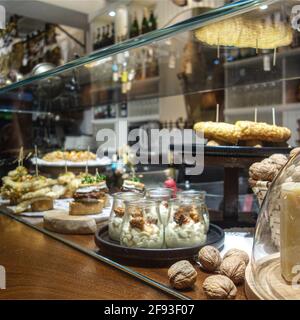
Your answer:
(167, 246), (249, 300)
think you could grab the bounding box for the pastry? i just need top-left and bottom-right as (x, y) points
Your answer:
(121, 178), (145, 194)
(1, 167), (65, 213)
(194, 122), (240, 145)
(43, 150), (96, 162)
(236, 121), (291, 143)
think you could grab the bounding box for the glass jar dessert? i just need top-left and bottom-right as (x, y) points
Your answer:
(108, 192), (143, 241)
(146, 188), (172, 225)
(165, 198), (207, 248)
(176, 190), (210, 233)
(120, 199), (164, 249)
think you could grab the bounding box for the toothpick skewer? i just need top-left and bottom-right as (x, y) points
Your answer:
(63, 148), (68, 174)
(85, 146), (90, 175)
(18, 146), (24, 167)
(34, 145), (39, 177)
(216, 104), (220, 123)
(256, 39), (259, 54)
(273, 48), (277, 67)
(217, 36), (220, 59)
(272, 108), (276, 126)
(254, 108), (258, 123)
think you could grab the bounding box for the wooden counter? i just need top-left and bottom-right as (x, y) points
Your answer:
(0, 213), (171, 300)
(0, 213), (247, 300)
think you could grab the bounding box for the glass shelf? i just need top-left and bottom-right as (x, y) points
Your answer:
(0, 0), (269, 95)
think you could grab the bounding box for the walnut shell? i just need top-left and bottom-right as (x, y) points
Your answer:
(198, 246), (222, 272)
(223, 249), (249, 266)
(249, 162), (278, 182)
(168, 260), (197, 290)
(219, 257), (246, 285)
(269, 154), (288, 169)
(202, 275), (237, 300)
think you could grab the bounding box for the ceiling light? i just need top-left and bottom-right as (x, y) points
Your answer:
(260, 5), (268, 10)
(109, 11), (116, 17)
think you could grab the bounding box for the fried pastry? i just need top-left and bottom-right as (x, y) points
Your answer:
(194, 122), (240, 145)
(236, 121), (291, 143)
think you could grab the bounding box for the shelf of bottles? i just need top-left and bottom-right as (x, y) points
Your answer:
(90, 6), (160, 106)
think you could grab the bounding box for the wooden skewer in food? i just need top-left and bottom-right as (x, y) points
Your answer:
(34, 145), (39, 177)
(85, 146), (90, 174)
(272, 107), (276, 126)
(273, 48), (277, 67)
(216, 104), (220, 123)
(18, 146), (24, 167)
(63, 147), (68, 174)
(217, 36), (220, 59)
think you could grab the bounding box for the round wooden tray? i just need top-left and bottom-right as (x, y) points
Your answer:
(245, 253), (300, 300)
(94, 224), (224, 265)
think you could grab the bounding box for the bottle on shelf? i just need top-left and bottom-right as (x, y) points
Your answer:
(120, 100), (128, 118)
(130, 12), (140, 38)
(110, 23), (115, 46)
(141, 8), (150, 34)
(100, 26), (106, 48)
(94, 28), (101, 50)
(148, 10), (157, 31)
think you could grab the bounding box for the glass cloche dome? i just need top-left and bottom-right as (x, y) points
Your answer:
(247, 152), (300, 300)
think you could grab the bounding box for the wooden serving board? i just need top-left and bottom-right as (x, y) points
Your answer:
(245, 253), (300, 300)
(44, 210), (97, 235)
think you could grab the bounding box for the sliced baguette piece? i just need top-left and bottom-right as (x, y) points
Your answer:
(69, 200), (104, 216)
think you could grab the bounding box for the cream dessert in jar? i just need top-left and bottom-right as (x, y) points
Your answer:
(177, 190), (210, 233)
(120, 199), (164, 249)
(108, 192), (143, 241)
(146, 188), (172, 225)
(165, 198), (207, 248)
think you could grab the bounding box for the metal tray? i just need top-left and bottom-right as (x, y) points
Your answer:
(94, 224), (224, 265)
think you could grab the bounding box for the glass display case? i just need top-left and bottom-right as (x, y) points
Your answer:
(1, 0), (300, 300)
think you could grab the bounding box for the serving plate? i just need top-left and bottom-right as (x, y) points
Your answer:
(2, 197), (112, 222)
(31, 156), (111, 167)
(94, 224), (224, 265)
(204, 145), (292, 158)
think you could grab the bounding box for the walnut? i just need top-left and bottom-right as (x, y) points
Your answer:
(198, 246), (222, 272)
(202, 275), (237, 300)
(146, 217), (158, 225)
(190, 208), (200, 223)
(174, 209), (189, 225)
(168, 260), (197, 290)
(249, 161), (278, 182)
(129, 207), (143, 218)
(223, 249), (249, 266)
(269, 154), (288, 169)
(114, 207), (125, 217)
(219, 257), (246, 285)
(130, 217), (145, 230)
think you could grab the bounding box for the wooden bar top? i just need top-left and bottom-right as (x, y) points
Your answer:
(0, 212), (248, 300)
(0, 213), (171, 300)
